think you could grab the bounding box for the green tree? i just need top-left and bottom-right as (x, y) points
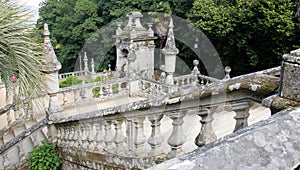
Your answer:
(189, 0), (300, 76)
(0, 0), (45, 115)
(37, 0), (194, 73)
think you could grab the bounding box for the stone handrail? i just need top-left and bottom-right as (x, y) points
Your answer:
(0, 119), (48, 169)
(58, 78), (129, 108)
(174, 74), (197, 87)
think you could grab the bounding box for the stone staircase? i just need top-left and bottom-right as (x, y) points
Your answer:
(0, 91), (50, 169)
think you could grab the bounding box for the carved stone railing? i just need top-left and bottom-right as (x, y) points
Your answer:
(0, 119), (48, 169)
(0, 94), (48, 132)
(58, 71), (87, 80)
(58, 77), (129, 108)
(52, 66), (280, 169)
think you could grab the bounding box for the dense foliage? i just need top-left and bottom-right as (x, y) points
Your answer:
(29, 141), (62, 170)
(38, 0), (300, 76)
(190, 0), (300, 75)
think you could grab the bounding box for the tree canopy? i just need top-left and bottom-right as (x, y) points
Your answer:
(38, 0), (300, 76)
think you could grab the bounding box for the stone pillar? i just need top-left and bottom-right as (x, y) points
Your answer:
(162, 18), (179, 85)
(280, 49), (300, 101)
(41, 23), (62, 115)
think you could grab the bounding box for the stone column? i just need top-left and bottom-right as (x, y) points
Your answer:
(162, 18), (179, 85)
(41, 23), (62, 117)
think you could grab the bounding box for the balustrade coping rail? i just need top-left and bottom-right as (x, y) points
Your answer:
(59, 77), (129, 92)
(54, 66), (280, 124)
(0, 118), (48, 154)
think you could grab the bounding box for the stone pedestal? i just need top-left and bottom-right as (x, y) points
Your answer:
(280, 49), (300, 102)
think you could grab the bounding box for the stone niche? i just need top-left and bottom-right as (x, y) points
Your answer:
(280, 49), (300, 102)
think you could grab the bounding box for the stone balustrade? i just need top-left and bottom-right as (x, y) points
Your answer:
(54, 99), (255, 169)
(58, 77), (129, 108)
(0, 95), (48, 130)
(0, 120), (48, 170)
(58, 71), (87, 80)
(174, 74), (197, 87)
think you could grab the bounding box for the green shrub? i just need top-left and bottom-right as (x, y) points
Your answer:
(92, 87), (100, 98)
(29, 141), (62, 170)
(59, 75), (82, 88)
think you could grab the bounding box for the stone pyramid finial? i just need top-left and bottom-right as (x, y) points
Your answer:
(42, 23), (61, 72)
(162, 18), (179, 55)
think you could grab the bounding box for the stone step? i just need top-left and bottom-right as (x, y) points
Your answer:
(0, 138), (3, 146)
(13, 125), (27, 137)
(3, 131), (15, 144)
(24, 120), (37, 130)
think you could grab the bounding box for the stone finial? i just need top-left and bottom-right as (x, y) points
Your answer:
(83, 52), (89, 72)
(42, 23), (61, 72)
(224, 66), (231, 80)
(108, 64), (111, 72)
(116, 22), (122, 36)
(162, 18), (179, 55)
(147, 23), (154, 36)
(91, 58), (95, 74)
(192, 60), (200, 75)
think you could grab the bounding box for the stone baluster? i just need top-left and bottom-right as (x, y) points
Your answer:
(88, 123), (96, 150)
(113, 119), (126, 154)
(126, 119), (134, 154)
(80, 88), (87, 100)
(134, 116), (146, 156)
(74, 89), (81, 103)
(69, 126), (75, 147)
(63, 92), (68, 107)
(80, 125), (86, 148)
(109, 84), (113, 96)
(56, 127), (61, 145)
(166, 110), (186, 159)
(148, 114), (164, 156)
(13, 105), (21, 120)
(82, 125), (90, 149)
(65, 128), (70, 145)
(60, 127), (65, 146)
(18, 143), (26, 162)
(6, 109), (12, 126)
(195, 107), (217, 147)
(104, 120), (115, 152)
(118, 82), (122, 93)
(31, 133), (39, 147)
(94, 122), (105, 151)
(3, 153), (9, 169)
(181, 78), (185, 86)
(99, 86), (104, 100)
(73, 125), (79, 147)
(233, 102), (251, 132)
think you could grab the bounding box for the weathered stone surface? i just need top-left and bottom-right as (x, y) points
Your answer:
(148, 107), (300, 170)
(280, 61), (300, 102)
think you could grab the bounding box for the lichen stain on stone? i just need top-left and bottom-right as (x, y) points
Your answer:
(250, 84), (261, 91)
(228, 83), (241, 91)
